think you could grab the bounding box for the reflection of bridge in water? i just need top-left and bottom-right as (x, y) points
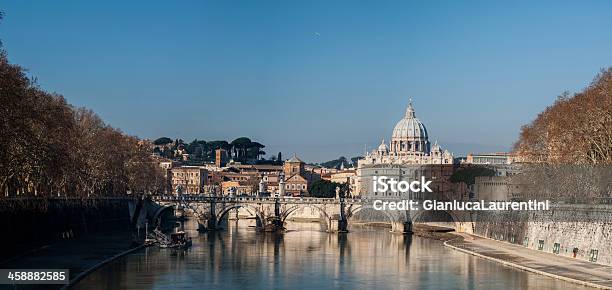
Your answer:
(151, 195), (466, 233)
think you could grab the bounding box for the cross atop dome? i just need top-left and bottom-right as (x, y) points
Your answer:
(405, 97), (416, 118)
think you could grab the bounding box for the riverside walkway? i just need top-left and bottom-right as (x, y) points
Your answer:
(446, 233), (612, 289)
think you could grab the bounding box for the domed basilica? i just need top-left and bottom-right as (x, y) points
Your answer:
(360, 100), (454, 165)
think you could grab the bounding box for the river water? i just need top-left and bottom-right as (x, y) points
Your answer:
(73, 220), (590, 290)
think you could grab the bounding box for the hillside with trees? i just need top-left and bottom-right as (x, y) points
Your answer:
(514, 68), (612, 165)
(319, 156), (353, 169)
(309, 180), (348, 198)
(152, 136), (270, 164)
(450, 166), (496, 186)
(512, 68), (612, 202)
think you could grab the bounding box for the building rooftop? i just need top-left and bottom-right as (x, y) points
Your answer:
(286, 154), (303, 163)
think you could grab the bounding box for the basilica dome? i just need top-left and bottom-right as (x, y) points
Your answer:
(360, 98), (454, 168)
(391, 102), (428, 140)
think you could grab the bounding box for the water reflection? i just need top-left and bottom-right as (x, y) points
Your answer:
(73, 220), (592, 290)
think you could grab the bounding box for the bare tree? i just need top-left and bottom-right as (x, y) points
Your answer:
(514, 68), (612, 165)
(0, 51), (165, 198)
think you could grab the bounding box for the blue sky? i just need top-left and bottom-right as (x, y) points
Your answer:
(2, 1), (612, 162)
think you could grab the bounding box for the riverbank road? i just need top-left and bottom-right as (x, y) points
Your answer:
(0, 230), (134, 290)
(447, 233), (612, 289)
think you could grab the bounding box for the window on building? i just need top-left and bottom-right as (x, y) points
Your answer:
(589, 250), (599, 262)
(538, 240), (544, 251)
(553, 243), (560, 254)
(523, 237), (529, 247)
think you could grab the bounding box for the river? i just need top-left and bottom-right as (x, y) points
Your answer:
(72, 220), (591, 290)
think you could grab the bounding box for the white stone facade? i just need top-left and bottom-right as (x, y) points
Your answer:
(357, 100), (455, 196)
(359, 101), (453, 166)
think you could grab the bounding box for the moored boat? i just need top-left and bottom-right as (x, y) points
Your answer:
(157, 231), (192, 249)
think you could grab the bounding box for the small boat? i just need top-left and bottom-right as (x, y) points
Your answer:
(158, 231), (192, 249)
(144, 238), (158, 247)
(262, 217), (285, 232)
(262, 223), (285, 233)
(143, 223), (158, 246)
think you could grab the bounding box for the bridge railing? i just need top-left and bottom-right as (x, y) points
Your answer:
(0, 195), (138, 201)
(150, 194), (366, 204)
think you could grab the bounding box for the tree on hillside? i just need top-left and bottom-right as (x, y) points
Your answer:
(309, 180), (344, 198)
(247, 141), (265, 160)
(514, 68), (612, 165)
(153, 137), (173, 146)
(449, 166), (496, 186)
(207, 140), (230, 150)
(229, 137), (266, 162)
(320, 156), (350, 169)
(188, 139), (206, 159)
(511, 68), (612, 203)
(230, 137), (251, 161)
(0, 42), (165, 197)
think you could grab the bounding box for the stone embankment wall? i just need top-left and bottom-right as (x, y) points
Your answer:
(0, 198), (133, 261)
(472, 205), (612, 266)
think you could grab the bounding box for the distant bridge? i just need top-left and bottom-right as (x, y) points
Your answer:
(0, 195), (469, 233)
(151, 195), (427, 233)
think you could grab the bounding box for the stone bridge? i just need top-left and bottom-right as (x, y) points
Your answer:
(150, 195), (470, 234)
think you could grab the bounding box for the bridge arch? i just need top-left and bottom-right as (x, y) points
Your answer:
(281, 204), (333, 231)
(281, 204), (332, 223)
(411, 209), (460, 230)
(152, 204), (174, 224)
(347, 204), (409, 231)
(216, 204), (264, 229)
(176, 202), (208, 219)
